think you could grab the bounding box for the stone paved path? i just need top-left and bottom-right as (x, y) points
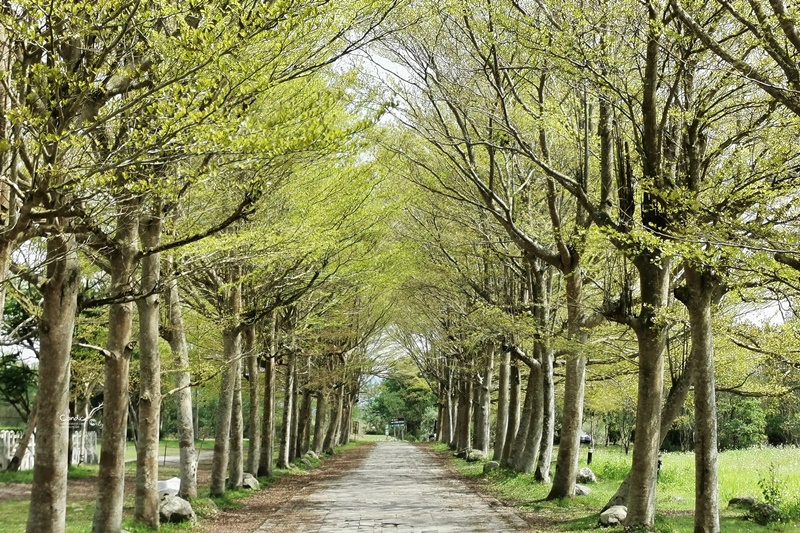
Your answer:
(254, 441), (528, 532)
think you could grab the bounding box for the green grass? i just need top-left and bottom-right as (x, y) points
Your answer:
(433, 443), (800, 532)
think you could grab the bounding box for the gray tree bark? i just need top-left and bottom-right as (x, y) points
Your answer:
(312, 390), (328, 454)
(93, 202), (139, 533)
(257, 314), (277, 477)
(229, 368), (244, 489)
(602, 350), (694, 511)
(454, 376), (473, 454)
(624, 254), (672, 528)
(500, 361), (521, 467)
(134, 213), (162, 528)
(210, 279), (242, 496)
(323, 387), (343, 452)
(680, 265), (720, 533)
(296, 387), (313, 456)
(288, 360), (300, 463)
(210, 323), (242, 495)
(474, 349), (493, 455)
(492, 351), (510, 461)
(244, 324), (261, 475)
(278, 351), (296, 468)
(165, 257), (197, 499)
(534, 347), (555, 482)
(26, 234), (79, 533)
(510, 364), (542, 473)
(548, 270), (587, 499)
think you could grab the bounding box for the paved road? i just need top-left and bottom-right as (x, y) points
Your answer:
(254, 441), (528, 533)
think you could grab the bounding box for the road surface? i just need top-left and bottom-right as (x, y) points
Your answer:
(254, 441), (528, 533)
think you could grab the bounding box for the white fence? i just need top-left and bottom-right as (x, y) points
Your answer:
(0, 429), (99, 470)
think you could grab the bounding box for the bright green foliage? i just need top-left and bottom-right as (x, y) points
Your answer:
(364, 359), (437, 437)
(717, 395), (767, 450)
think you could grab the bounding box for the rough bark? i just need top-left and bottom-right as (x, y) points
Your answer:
(296, 387), (312, 456)
(534, 347), (555, 483)
(165, 258), (196, 500)
(681, 265), (720, 533)
(288, 361), (300, 463)
(323, 387), (343, 452)
(134, 214), (162, 528)
(474, 349), (493, 455)
(507, 363), (534, 471)
(93, 203), (139, 533)
(492, 351), (510, 461)
(501, 362), (521, 467)
(602, 350), (695, 511)
(454, 377), (473, 454)
(277, 351), (296, 468)
(209, 322), (242, 496)
(257, 314), (277, 477)
(26, 234), (79, 533)
(244, 324), (260, 475)
(511, 365), (542, 473)
(229, 368), (244, 489)
(548, 271), (587, 499)
(625, 254), (672, 528)
(339, 392), (353, 445)
(312, 390), (327, 454)
(441, 365), (454, 446)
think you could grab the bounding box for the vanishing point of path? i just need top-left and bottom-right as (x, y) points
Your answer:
(254, 441), (528, 533)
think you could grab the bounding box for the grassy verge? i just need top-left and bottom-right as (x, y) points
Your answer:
(428, 442), (800, 532)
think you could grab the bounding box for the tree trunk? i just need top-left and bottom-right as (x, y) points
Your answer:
(288, 360), (299, 463)
(625, 254), (672, 528)
(682, 265), (720, 533)
(296, 387), (312, 456)
(93, 204), (138, 533)
(340, 390), (355, 445)
(26, 234), (79, 533)
(501, 361), (521, 467)
(512, 365), (542, 474)
(455, 377), (473, 454)
(165, 257), (196, 500)
(257, 314), (277, 477)
(508, 365), (536, 471)
(603, 350), (695, 511)
(548, 272), (587, 499)
(535, 347), (555, 482)
(312, 390), (327, 454)
(474, 349), (493, 455)
(492, 351), (510, 461)
(244, 324), (260, 475)
(229, 368), (243, 489)
(323, 387), (343, 452)
(7, 398), (38, 472)
(210, 324), (241, 496)
(134, 214), (162, 528)
(277, 351), (295, 468)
